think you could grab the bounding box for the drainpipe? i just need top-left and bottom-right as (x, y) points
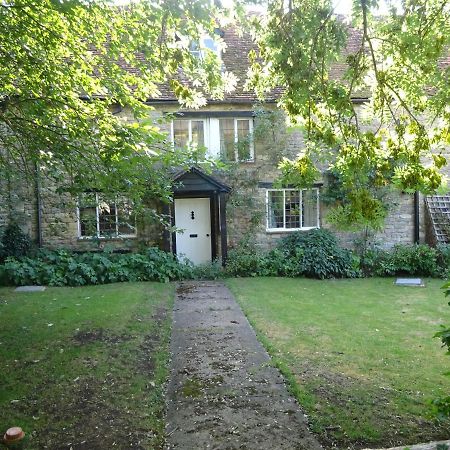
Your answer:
(414, 191), (420, 244)
(35, 163), (43, 248)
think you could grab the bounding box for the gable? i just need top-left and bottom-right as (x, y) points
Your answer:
(173, 167), (231, 194)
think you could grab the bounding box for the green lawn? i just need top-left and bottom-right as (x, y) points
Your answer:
(227, 277), (450, 449)
(0, 282), (174, 450)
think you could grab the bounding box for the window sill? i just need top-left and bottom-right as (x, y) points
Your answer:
(77, 235), (138, 241)
(266, 226), (319, 234)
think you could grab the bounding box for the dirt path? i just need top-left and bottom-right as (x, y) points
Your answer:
(165, 281), (323, 450)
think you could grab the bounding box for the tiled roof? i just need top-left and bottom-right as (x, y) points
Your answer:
(150, 26), (271, 103)
(116, 21), (448, 103)
(145, 23), (368, 103)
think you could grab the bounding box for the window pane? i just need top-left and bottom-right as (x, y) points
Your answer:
(303, 189), (318, 227)
(285, 191), (301, 229)
(173, 120), (189, 148)
(189, 41), (201, 59)
(236, 119), (251, 161)
(268, 191), (284, 229)
(191, 120), (205, 148)
(79, 193), (97, 237)
(79, 207), (97, 237)
(203, 37), (218, 53)
(117, 202), (136, 235)
(219, 118), (235, 161)
(98, 201), (117, 237)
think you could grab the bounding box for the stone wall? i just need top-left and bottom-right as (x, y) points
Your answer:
(37, 181), (164, 252)
(0, 171), (38, 240)
(0, 101), (445, 254)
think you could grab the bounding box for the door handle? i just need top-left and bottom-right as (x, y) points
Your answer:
(189, 234), (198, 238)
(206, 234), (210, 237)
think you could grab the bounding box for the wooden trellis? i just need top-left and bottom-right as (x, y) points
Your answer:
(425, 195), (450, 244)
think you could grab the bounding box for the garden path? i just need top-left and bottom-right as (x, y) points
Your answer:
(164, 281), (323, 450)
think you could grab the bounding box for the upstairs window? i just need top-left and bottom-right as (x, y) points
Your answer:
(77, 193), (136, 239)
(171, 116), (254, 162)
(172, 119), (205, 149)
(219, 118), (253, 162)
(266, 189), (319, 231)
(189, 35), (221, 60)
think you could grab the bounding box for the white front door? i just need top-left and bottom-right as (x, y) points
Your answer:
(174, 197), (212, 265)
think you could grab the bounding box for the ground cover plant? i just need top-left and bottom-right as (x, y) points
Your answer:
(0, 282), (174, 449)
(227, 277), (450, 449)
(0, 248), (192, 286)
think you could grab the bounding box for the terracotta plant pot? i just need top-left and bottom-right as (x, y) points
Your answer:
(3, 427), (25, 444)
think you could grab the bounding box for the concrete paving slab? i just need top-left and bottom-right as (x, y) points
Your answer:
(14, 286), (46, 292)
(364, 439), (450, 450)
(165, 281), (323, 450)
(394, 278), (425, 287)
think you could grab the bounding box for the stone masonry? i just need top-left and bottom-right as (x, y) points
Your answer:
(0, 102), (444, 252)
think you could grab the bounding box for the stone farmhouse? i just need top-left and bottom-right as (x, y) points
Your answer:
(1, 23), (449, 265)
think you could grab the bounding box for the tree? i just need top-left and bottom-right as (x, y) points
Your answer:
(0, 0), (232, 210)
(248, 0), (450, 230)
(434, 281), (450, 419)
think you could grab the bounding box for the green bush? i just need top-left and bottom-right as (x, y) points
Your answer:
(436, 244), (450, 277)
(363, 244), (439, 277)
(226, 229), (359, 279)
(276, 228), (359, 279)
(0, 222), (32, 262)
(0, 248), (193, 286)
(190, 260), (224, 280)
(225, 246), (267, 277)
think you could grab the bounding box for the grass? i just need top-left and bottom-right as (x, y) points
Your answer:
(227, 277), (450, 449)
(0, 282), (174, 450)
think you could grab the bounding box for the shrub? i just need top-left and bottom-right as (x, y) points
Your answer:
(276, 228), (359, 279)
(190, 260), (224, 280)
(0, 222), (32, 262)
(363, 244), (439, 277)
(436, 244), (450, 277)
(0, 248), (192, 287)
(226, 230), (359, 279)
(225, 246), (267, 277)
(392, 244), (438, 276)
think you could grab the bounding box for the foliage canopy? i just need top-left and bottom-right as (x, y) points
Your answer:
(0, 0), (233, 207)
(2, 0), (450, 230)
(248, 0), (450, 229)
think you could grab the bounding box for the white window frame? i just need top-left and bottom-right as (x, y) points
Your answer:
(266, 188), (320, 232)
(171, 118), (208, 149)
(221, 118), (254, 162)
(77, 193), (137, 239)
(190, 35), (221, 61)
(170, 117), (254, 162)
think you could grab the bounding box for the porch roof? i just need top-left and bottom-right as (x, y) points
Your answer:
(172, 166), (231, 194)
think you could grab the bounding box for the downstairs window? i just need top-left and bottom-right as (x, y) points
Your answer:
(266, 188), (319, 231)
(77, 193), (136, 238)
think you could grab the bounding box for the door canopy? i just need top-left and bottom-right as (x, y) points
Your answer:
(172, 167), (231, 194)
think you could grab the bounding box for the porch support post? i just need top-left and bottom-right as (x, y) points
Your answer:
(219, 192), (228, 265)
(162, 203), (171, 252)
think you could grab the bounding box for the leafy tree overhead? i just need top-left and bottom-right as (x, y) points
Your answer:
(2, 0), (450, 231)
(248, 0), (450, 230)
(0, 0), (233, 207)
(434, 281), (450, 419)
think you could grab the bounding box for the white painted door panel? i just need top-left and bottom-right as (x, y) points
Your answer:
(174, 198), (212, 265)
